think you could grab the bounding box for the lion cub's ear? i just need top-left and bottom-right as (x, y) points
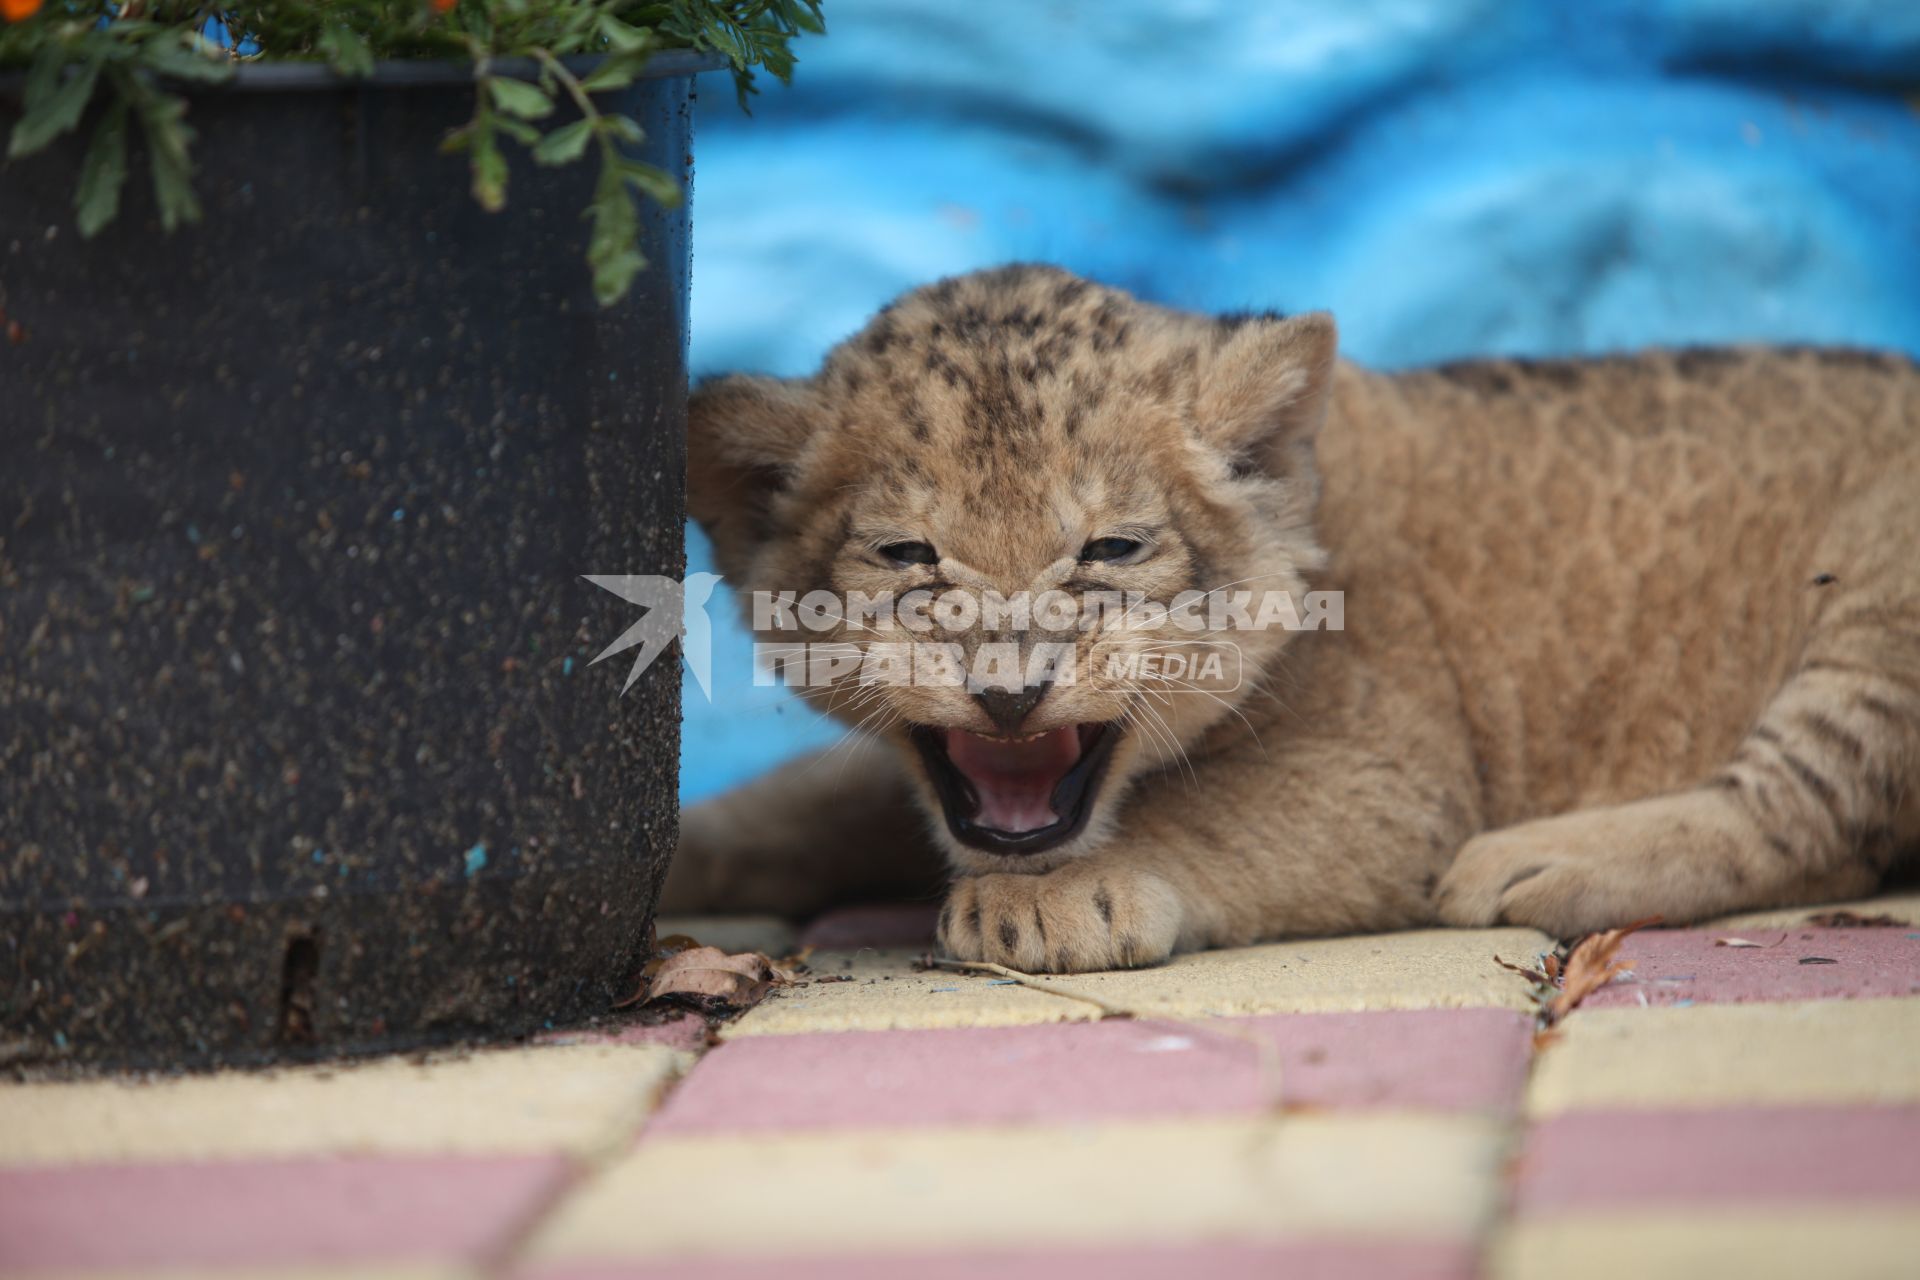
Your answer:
(1195, 312), (1338, 479)
(687, 374), (826, 574)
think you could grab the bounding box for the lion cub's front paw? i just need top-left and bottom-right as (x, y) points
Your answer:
(1433, 828), (1576, 930)
(1435, 810), (1661, 938)
(937, 863), (1184, 973)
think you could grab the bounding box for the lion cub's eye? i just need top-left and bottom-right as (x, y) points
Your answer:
(1080, 536), (1146, 564)
(880, 541), (939, 567)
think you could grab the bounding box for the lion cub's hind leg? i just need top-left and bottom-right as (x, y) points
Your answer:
(1437, 572), (1920, 937)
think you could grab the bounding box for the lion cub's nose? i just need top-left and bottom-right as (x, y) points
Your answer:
(972, 680), (1053, 736)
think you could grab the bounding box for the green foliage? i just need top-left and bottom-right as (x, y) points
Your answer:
(73, 94), (127, 236)
(0, 2), (824, 304)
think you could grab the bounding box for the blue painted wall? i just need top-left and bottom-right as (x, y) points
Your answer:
(679, 0), (1920, 803)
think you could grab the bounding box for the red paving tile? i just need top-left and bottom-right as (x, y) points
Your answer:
(1584, 927), (1920, 1009)
(524, 1239), (1475, 1280)
(1513, 1106), (1920, 1212)
(647, 1008), (1532, 1136)
(798, 902), (943, 950)
(0, 1154), (568, 1272)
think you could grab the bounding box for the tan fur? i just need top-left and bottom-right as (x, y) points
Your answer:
(668, 264), (1920, 972)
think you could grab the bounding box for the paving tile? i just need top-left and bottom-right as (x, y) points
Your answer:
(1706, 890), (1920, 931)
(521, 1239), (1475, 1280)
(728, 928), (1550, 1036)
(0, 1041), (687, 1165)
(649, 1008), (1532, 1136)
(0, 1155), (565, 1273)
(527, 1114), (1507, 1262)
(725, 947), (1096, 1034)
(1490, 1209), (1920, 1280)
(1528, 998), (1920, 1116)
(1513, 1106), (1920, 1210)
(1584, 926), (1920, 1009)
(6, 1269), (474, 1280)
(960, 928), (1554, 1018)
(537, 1013), (710, 1054)
(797, 903), (942, 950)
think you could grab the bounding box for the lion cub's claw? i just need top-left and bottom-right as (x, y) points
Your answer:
(937, 864), (1183, 974)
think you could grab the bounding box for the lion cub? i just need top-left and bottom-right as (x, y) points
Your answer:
(668, 264), (1920, 973)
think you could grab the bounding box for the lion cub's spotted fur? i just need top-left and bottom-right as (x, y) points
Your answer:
(668, 264), (1920, 972)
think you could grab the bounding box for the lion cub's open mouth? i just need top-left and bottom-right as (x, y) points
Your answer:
(909, 723), (1121, 854)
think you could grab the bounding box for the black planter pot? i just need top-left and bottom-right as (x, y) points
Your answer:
(0, 53), (711, 1070)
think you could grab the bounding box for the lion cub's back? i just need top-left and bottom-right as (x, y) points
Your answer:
(1316, 347), (1919, 819)
(1336, 345), (1916, 490)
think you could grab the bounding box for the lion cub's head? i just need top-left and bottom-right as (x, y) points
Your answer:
(689, 265), (1336, 873)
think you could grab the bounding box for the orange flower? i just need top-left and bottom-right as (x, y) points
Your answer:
(432, 0), (456, 12)
(2, 0), (44, 23)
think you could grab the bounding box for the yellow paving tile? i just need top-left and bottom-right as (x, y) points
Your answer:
(728, 928), (1550, 1036)
(1707, 890), (1920, 931)
(1492, 1209), (1920, 1280)
(1081, 928), (1554, 1017)
(529, 1112), (1508, 1261)
(1528, 998), (1920, 1116)
(0, 1041), (689, 1166)
(730, 948), (1102, 1034)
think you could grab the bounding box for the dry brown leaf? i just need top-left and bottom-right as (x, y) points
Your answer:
(637, 934), (707, 983)
(1493, 954), (1554, 985)
(616, 945), (786, 1011)
(769, 945), (815, 984)
(1546, 916), (1660, 1022)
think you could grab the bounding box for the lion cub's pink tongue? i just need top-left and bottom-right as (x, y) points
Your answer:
(944, 727), (1081, 833)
